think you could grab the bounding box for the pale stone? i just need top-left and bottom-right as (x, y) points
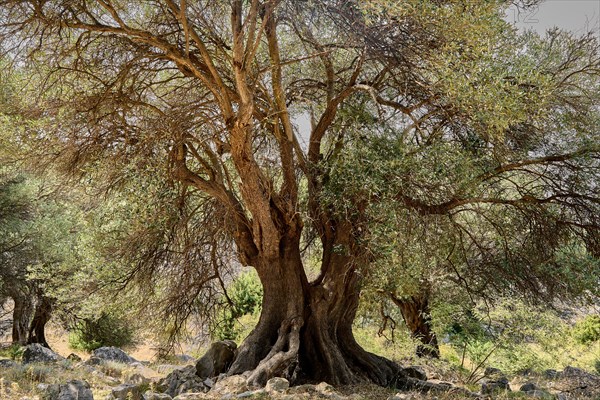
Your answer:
(265, 377), (289, 393)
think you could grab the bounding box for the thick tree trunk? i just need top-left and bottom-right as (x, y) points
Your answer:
(27, 295), (53, 348)
(228, 235), (307, 379)
(11, 294), (33, 345)
(227, 235), (408, 388)
(300, 273), (407, 387)
(390, 293), (440, 359)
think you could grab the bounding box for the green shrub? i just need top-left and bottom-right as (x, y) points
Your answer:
(229, 271), (263, 316)
(69, 312), (136, 352)
(0, 344), (24, 361)
(494, 345), (546, 375)
(212, 271), (263, 341)
(572, 315), (600, 345)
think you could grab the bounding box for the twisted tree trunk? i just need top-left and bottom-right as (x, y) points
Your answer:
(227, 231), (408, 388)
(11, 293), (33, 345)
(390, 292), (440, 359)
(27, 295), (53, 348)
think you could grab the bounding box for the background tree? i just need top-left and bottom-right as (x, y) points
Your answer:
(0, 171), (35, 344)
(327, 24), (600, 359)
(1, 0), (598, 388)
(1, 65), (88, 348)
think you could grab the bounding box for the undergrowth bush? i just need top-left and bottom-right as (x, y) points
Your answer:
(212, 271), (262, 341)
(436, 300), (572, 378)
(0, 344), (24, 361)
(69, 312), (136, 352)
(2, 363), (52, 384)
(572, 315), (600, 345)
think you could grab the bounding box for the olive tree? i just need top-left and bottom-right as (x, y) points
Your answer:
(1, 0), (598, 387)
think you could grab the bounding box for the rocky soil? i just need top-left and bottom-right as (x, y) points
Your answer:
(1, 342), (599, 400)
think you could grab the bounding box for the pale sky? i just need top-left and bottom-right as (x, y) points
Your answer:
(506, 0), (600, 35)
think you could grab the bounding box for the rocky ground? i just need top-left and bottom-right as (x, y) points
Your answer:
(1, 342), (599, 400)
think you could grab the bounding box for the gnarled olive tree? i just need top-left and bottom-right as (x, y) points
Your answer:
(1, 0), (599, 387)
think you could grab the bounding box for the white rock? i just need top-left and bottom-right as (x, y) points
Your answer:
(212, 375), (248, 395)
(143, 391), (173, 400)
(265, 377), (289, 393)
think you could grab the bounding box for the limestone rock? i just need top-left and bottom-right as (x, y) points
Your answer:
(92, 347), (137, 364)
(280, 394), (310, 400)
(127, 373), (151, 386)
(520, 382), (539, 392)
(22, 343), (63, 364)
(387, 394), (413, 400)
(411, 379), (454, 393)
(40, 379), (93, 400)
(90, 368), (121, 384)
(84, 356), (104, 366)
(314, 382), (346, 399)
(557, 365), (600, 398)
(265, 377), (289, 393)
(157, 364), (180, 374)
(143, 391), (173, 400)
(236, 390), (266, 398)
(172, 394), (208, 400)
(107, 383), (144, 400)
(316, 382), (336, 394)
(212, 374), (248, 395)
(195, 340), (237, 379)
(287, 384), (319, 394)
(481, 377), (511, 394)
(562, 365), (596, 379)
(158, 365), (207, 397)
(0, 359), (17, 368)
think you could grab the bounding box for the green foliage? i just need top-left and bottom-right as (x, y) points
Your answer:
(353, 321), (418, 362)
(68, 312), (136, 352)
(212, 271), (263, 341)
(572, 315), (600, 345)
(0, 345), (24, 361)
(228, 271), (263, 316)
(434, 299), (576, 377)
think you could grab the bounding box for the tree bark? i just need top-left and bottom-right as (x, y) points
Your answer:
(300, 270), (407, 387)
(390, 292), (440, 359)
(27, 295), (53, 348)
(11, 294), (33, 345)
(227, 233), (408, 388)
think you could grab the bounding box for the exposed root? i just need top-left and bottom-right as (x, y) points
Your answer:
(246, 316), (303, 387)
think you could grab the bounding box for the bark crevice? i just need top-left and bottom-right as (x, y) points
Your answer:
(247, 316), (303, 386)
